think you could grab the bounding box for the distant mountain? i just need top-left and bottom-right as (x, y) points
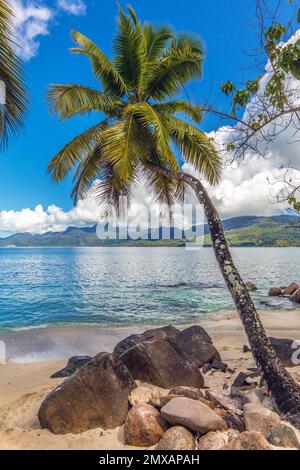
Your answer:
(0, 215), (299, 247)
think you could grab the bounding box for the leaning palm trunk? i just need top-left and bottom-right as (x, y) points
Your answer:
(149, 163), (300, 427)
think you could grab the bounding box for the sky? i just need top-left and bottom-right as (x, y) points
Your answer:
(0, 0), (299, 235)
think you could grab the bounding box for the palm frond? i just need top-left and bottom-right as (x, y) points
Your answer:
(144, 32), (204, 101)
(0, 0), (27, 148)
(138, 24), (173, 95)
(141, 159), (185, 209)
(113, 5), (144, 92)
(48, 121), (108, 181)
(100, 116), (149, 181)
(71, 30), (127, 98)
(154, 100), (203, 123)
(167, 116), (222, 185)
(93, 162), (134, 217)
(71, 143), (106, 202)
(124, 102), (179, 169)
(143, 24), (173, 62)
(48, 84), (122, 120)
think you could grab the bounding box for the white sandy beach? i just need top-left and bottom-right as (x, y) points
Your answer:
(0, 310), (300, 450)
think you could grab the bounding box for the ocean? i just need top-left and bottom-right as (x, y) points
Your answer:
(0, 247), (299, 331)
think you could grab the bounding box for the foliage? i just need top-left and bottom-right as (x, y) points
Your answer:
(221, 5), (300, 117)
(214, 1), (300, 214)
(0, 0), (27, 147)
(288, 194), (300, 212)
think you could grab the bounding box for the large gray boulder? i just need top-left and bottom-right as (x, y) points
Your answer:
(119, 337), (204, 389)
(171, 325), (221, 365)
(160, 397), (227, 434)
(38, 352), (136, 434)
(51, 356), (92, 378)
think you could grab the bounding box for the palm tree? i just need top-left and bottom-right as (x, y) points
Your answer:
(48, 5), (300, 426)
(0, 0), (27, 147)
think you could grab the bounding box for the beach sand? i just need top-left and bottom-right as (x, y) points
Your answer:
(0, 310), (300, 450)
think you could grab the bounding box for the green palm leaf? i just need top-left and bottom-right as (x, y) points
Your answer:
(94, 162), (134, 216)
(143, 33), (204, 101)
(143, 24), (173, 62)
(71, 144), (105, 202)
(125, 102), (179, 169)
(141, 156), (185, 208)
(48, 121), (108, 181)
(0, 0), (27, 148)
(154, 100), (203, 123)
(48, 84), (122, 120)
(167, 116), (222, 185)
(113, 4), (144, 93)
(71, 30), (127, 98)
(100, 116), (149, 181)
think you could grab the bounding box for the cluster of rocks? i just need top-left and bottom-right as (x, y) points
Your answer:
(268, 282), (300, 304)
(38, 325), (300, 451)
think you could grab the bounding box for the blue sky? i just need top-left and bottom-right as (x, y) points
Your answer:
(0, 0), (298, 234)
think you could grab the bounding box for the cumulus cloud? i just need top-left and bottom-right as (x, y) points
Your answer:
(9, 0), (53, 60)
(0, 180), (204, 236)
(183, 155), (300, 219)
(0, 195), (101, 234)
(9, 0), (86, 60)
(57, 0), (86, 16)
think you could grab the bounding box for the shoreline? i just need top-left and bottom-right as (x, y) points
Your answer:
(1, 309), (299, 364)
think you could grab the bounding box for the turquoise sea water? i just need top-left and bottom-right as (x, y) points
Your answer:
(0, 247), (299, 330)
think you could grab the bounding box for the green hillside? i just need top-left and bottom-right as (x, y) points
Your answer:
(0, 215), (300, 247)
(204, 216), (300, 247)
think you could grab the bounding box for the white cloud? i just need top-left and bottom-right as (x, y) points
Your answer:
(0, 180), (204, 235)
(9, 0), (54, 60)
(9, 0), (86, 60)
(183, 155), (300, 219)
(57, 0), (86, 16)
(0, 195), (101, 234)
